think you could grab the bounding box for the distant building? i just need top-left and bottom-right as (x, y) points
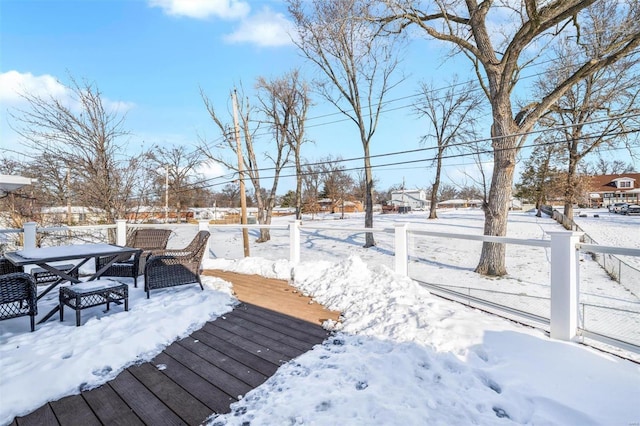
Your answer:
(40, 206), (107, 225)
(390, 189), (429, 210)
(317, 198), (363, 214)
(586, 174), (640, 207)
(437, 199), (483, 209)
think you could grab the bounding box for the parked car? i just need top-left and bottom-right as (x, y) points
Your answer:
(608, 202), (628, 213)
(621, 204), (640, 215)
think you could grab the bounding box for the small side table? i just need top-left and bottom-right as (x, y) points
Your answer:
(59, 280), (128, 326)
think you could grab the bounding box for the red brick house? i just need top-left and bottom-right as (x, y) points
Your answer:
(586, 174), (640, 207)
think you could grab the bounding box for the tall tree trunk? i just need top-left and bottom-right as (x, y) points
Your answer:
(259, 197), (274, 242)
(429, 149), (443, 219)
(475, 131), (517, 276)
(295, 149), (303, 220)
(363, 146), (375, 247)
(255, 189), (269, 242)
(563, 148), (579, 224)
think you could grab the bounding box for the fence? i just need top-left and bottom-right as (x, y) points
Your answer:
(550, 209), (640, 298)
(3, 219), (639, 357)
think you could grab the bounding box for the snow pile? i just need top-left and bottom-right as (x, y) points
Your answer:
(207, 256), (640, 426)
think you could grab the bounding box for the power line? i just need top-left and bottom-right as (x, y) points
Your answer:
(169, 123), (640, 193)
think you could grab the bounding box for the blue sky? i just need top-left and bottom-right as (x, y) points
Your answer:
(1, 0), (634, 196)
(1, 0), (486, 194)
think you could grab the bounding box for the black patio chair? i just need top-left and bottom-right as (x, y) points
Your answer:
(1, 257), (24, 275)
(0, 272), (38, 332)
(96, 228), (172, 287)
(144, 230), (210, 298)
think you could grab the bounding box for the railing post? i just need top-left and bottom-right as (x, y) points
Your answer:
(394, 223), (408, 276)
(198, 220), (211, 259)
(23, 222), (37, 250)
(289, 220), (301, 264)
(115, 220), (127, 246)
(548, 231), (583, 341)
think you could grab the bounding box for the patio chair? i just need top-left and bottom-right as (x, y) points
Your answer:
(0, 272), (38, 332)
(144, 230), (210, 298)
(1, 257), (24, 275)
(95, 228), (172, 288)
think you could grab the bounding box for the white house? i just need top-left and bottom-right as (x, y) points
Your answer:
(390, 189), (429, 210)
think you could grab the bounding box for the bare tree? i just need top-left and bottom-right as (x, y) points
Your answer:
(9, 77), (145, 224)
(301, 161), (323, 218)
(319, 156), (355, 218)
(148, 145), (204, 223)
(219, 184), (240, 207)
(200, 86), (272, 241)
(414, 77), (483, 219)
(437, 183), (458, 202)
(377, 0), (640, 275)
(256, 69), (310, 227)
(588, 158), (635, 175)
(352, 169), (379, 205)
(535, 4), (640, 219)
(288, 0), (406, 247)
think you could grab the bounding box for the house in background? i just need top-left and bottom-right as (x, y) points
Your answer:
(390, 189), (429, 210)
(317, 198), (364, 214)
(586, 174), (640, 207)
(40, 206), (107, 225)
(437, 199), (483, 209)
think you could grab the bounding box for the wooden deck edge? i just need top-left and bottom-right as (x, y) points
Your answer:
(203, 269), (341, 325)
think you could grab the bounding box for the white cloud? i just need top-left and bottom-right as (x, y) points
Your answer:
(224, 7), (295, 47)
(0, 71), (135, 115)
(198, 159), (227, 180)
(148, 0), (250, 20)
(0, 71), (70, 105)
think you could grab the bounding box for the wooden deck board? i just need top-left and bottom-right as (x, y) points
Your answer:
(151, 352), (235, 414)
(14, 404), (58, 426)
(203, 270), (341, 325)
(231, 306), (328, 345)
(82, 384), (145, 425)
(199, 322), (291, 365)
(188, 328), (279, 378)
(50, 395), (101, 426)
(127, 363), (212, 425)
(177, 332), (270, 386)
(204, 315), (309, 358)
(109, 370), (185, 426)
(12, 271), (340, 426)
(163, 341), (251, 400)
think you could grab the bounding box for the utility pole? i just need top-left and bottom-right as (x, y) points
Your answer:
(232, 89), (250, 257)
(165, 165), (169, 223)
(66, 167), (72, 225)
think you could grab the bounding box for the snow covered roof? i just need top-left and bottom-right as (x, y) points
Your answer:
(41, 206), (106, 214)
(438, 199), (483, 205)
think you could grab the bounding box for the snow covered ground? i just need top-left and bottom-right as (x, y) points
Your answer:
(572, 207), (640, 270)
(1, 209), (639, 425)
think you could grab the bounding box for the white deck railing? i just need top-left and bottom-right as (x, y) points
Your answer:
(5, 220), (640, 351)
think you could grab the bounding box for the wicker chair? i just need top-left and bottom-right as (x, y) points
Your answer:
(1, 257), (24, 275)
(144, 230), (210, 298)
(0, 272), (38, 332)
(95, 228), (172, 288)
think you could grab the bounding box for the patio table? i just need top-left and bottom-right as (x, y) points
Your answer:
(3, 244), (141, 324)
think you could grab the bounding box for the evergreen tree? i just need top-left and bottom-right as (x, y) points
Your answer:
(515, 141), (564, 216)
